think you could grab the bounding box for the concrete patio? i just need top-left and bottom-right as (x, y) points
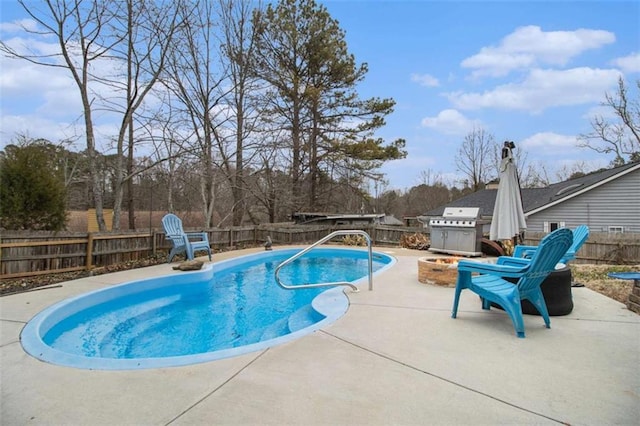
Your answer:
(1, 247), (639, 425)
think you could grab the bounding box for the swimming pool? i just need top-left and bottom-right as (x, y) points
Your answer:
(21, 248), (395, 370)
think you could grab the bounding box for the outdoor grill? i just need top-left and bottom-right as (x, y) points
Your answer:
(429, 207), (483, 257)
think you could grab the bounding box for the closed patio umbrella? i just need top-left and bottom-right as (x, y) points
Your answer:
(490, 141), (527, 242)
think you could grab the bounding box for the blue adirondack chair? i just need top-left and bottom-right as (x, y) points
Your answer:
(451, 227), (573, 338)
(161, 214), (212, 262)
(511, 225), (589, 265)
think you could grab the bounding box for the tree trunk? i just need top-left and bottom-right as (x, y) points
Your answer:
(127, 119), (136, 230)
(291, 99), (302, 210)
(309, 99), (320, 210)
(233, 102), (245, 226)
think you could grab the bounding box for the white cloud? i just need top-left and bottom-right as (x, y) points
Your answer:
(462, 25), (616, 78)
(582, 104), (617, 121)
(611, 52), (640, 73)
(520, 132), (579, 153)
(39, 88), (84, 118)
(0, 113), (80, 145)
(420, 109), (482, 135)
(410, 73), (440, 87)
(447, 67), (622, 113)
(0, 31), (147, 149)
(0, 18), (40, 34)
(0, 56), (75, 95)
(1, 33), (63, 62)
(462, 52), (535, 78)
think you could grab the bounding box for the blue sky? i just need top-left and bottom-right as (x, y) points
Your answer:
(1, 0), (639, 190)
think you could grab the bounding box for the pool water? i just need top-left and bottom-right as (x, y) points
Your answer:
(22, 248), (394, 369)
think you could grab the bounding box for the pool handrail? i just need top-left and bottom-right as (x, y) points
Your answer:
(274, 230), (374, 292)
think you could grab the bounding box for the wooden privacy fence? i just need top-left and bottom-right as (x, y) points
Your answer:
(522, 232), (640, 265)
(2, 227), (637, 279)
(0, 225), (424, 279)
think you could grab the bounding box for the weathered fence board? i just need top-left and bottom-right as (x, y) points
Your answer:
(2, 227), (637, 279)
(523, 232), (640, 265)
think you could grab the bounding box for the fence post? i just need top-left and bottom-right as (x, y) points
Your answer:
(151, 230), (157, 255)
(86, 233), (94, 270)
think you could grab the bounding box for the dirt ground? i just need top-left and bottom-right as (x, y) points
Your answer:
(571, 264), (637, 305)
(1, 256), (637, 310)
(0, 255), (168, 296)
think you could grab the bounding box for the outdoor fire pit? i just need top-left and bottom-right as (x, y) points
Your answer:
(418, 257), (460, 286)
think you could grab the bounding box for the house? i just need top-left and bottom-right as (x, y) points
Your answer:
(292, 212), (403, 226)
(419, 161), (640, 234)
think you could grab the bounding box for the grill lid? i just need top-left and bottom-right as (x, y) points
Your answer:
(429, 207), (481, 228)
(442, 207), (480, 219)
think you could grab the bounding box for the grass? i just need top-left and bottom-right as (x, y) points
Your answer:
(572, 264), (637, 304)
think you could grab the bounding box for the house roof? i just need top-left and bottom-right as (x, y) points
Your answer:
(421, 161), (640, 219)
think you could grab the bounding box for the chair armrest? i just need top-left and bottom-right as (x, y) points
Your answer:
(513, 245), (537, 258)
(496, 256), (531, 267)
(458, 259), (528, 278)
(560, 250), (576, 263)
(185, 232), (208, 241)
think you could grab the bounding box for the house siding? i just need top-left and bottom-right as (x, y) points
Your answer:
(526, 169), (640, 233)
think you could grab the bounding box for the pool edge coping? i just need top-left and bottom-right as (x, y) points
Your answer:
(20, 248), (396, 370)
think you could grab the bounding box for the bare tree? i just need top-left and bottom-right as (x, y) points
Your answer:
(143, 95), (187, 214)
(218, 0), (263, 225)
(488, 141), (537, 188)
(0, 0), (122, 231)
(455, 127), (496, 192)
(404, 183), (450, 216)
(554, 161), (596, 182)
(578, 77), (640, 166)
(518, 161), (550, 188)
(163, 0), (228, 228)
(1, 0), (186, 231)
(417, 168), (446, 187)
(100, 0), (183, 230)
(243, 128), (292, 223)
(376, 188), (402, 218)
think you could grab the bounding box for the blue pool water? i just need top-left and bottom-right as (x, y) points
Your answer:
(21, 248), (394, 370)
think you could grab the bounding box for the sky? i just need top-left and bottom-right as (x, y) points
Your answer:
(1, 0), (639, 191)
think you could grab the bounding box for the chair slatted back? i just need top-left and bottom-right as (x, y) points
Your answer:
(161, 214), (185, 244)
(563, 225), (589, 263)
(517, 228), (573, 293)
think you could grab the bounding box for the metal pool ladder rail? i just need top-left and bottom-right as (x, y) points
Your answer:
(274, 230), (374, 292)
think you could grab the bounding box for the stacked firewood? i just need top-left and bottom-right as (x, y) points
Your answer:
(400, 233), (430, 250)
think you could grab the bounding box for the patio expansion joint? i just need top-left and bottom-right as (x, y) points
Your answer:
(554, 316), (640, 324)
(320, 329), (569, 425)
(350, 301), (452, 313)
(0, 339), (21, 348)
(163, 348), (270, 426)
(0, 318), (27, 324)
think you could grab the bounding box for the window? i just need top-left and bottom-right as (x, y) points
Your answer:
(543, 221), (565, 232)
(608, 226), (624, 234)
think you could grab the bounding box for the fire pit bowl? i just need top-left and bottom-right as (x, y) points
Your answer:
(418, 257), (460, 287)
